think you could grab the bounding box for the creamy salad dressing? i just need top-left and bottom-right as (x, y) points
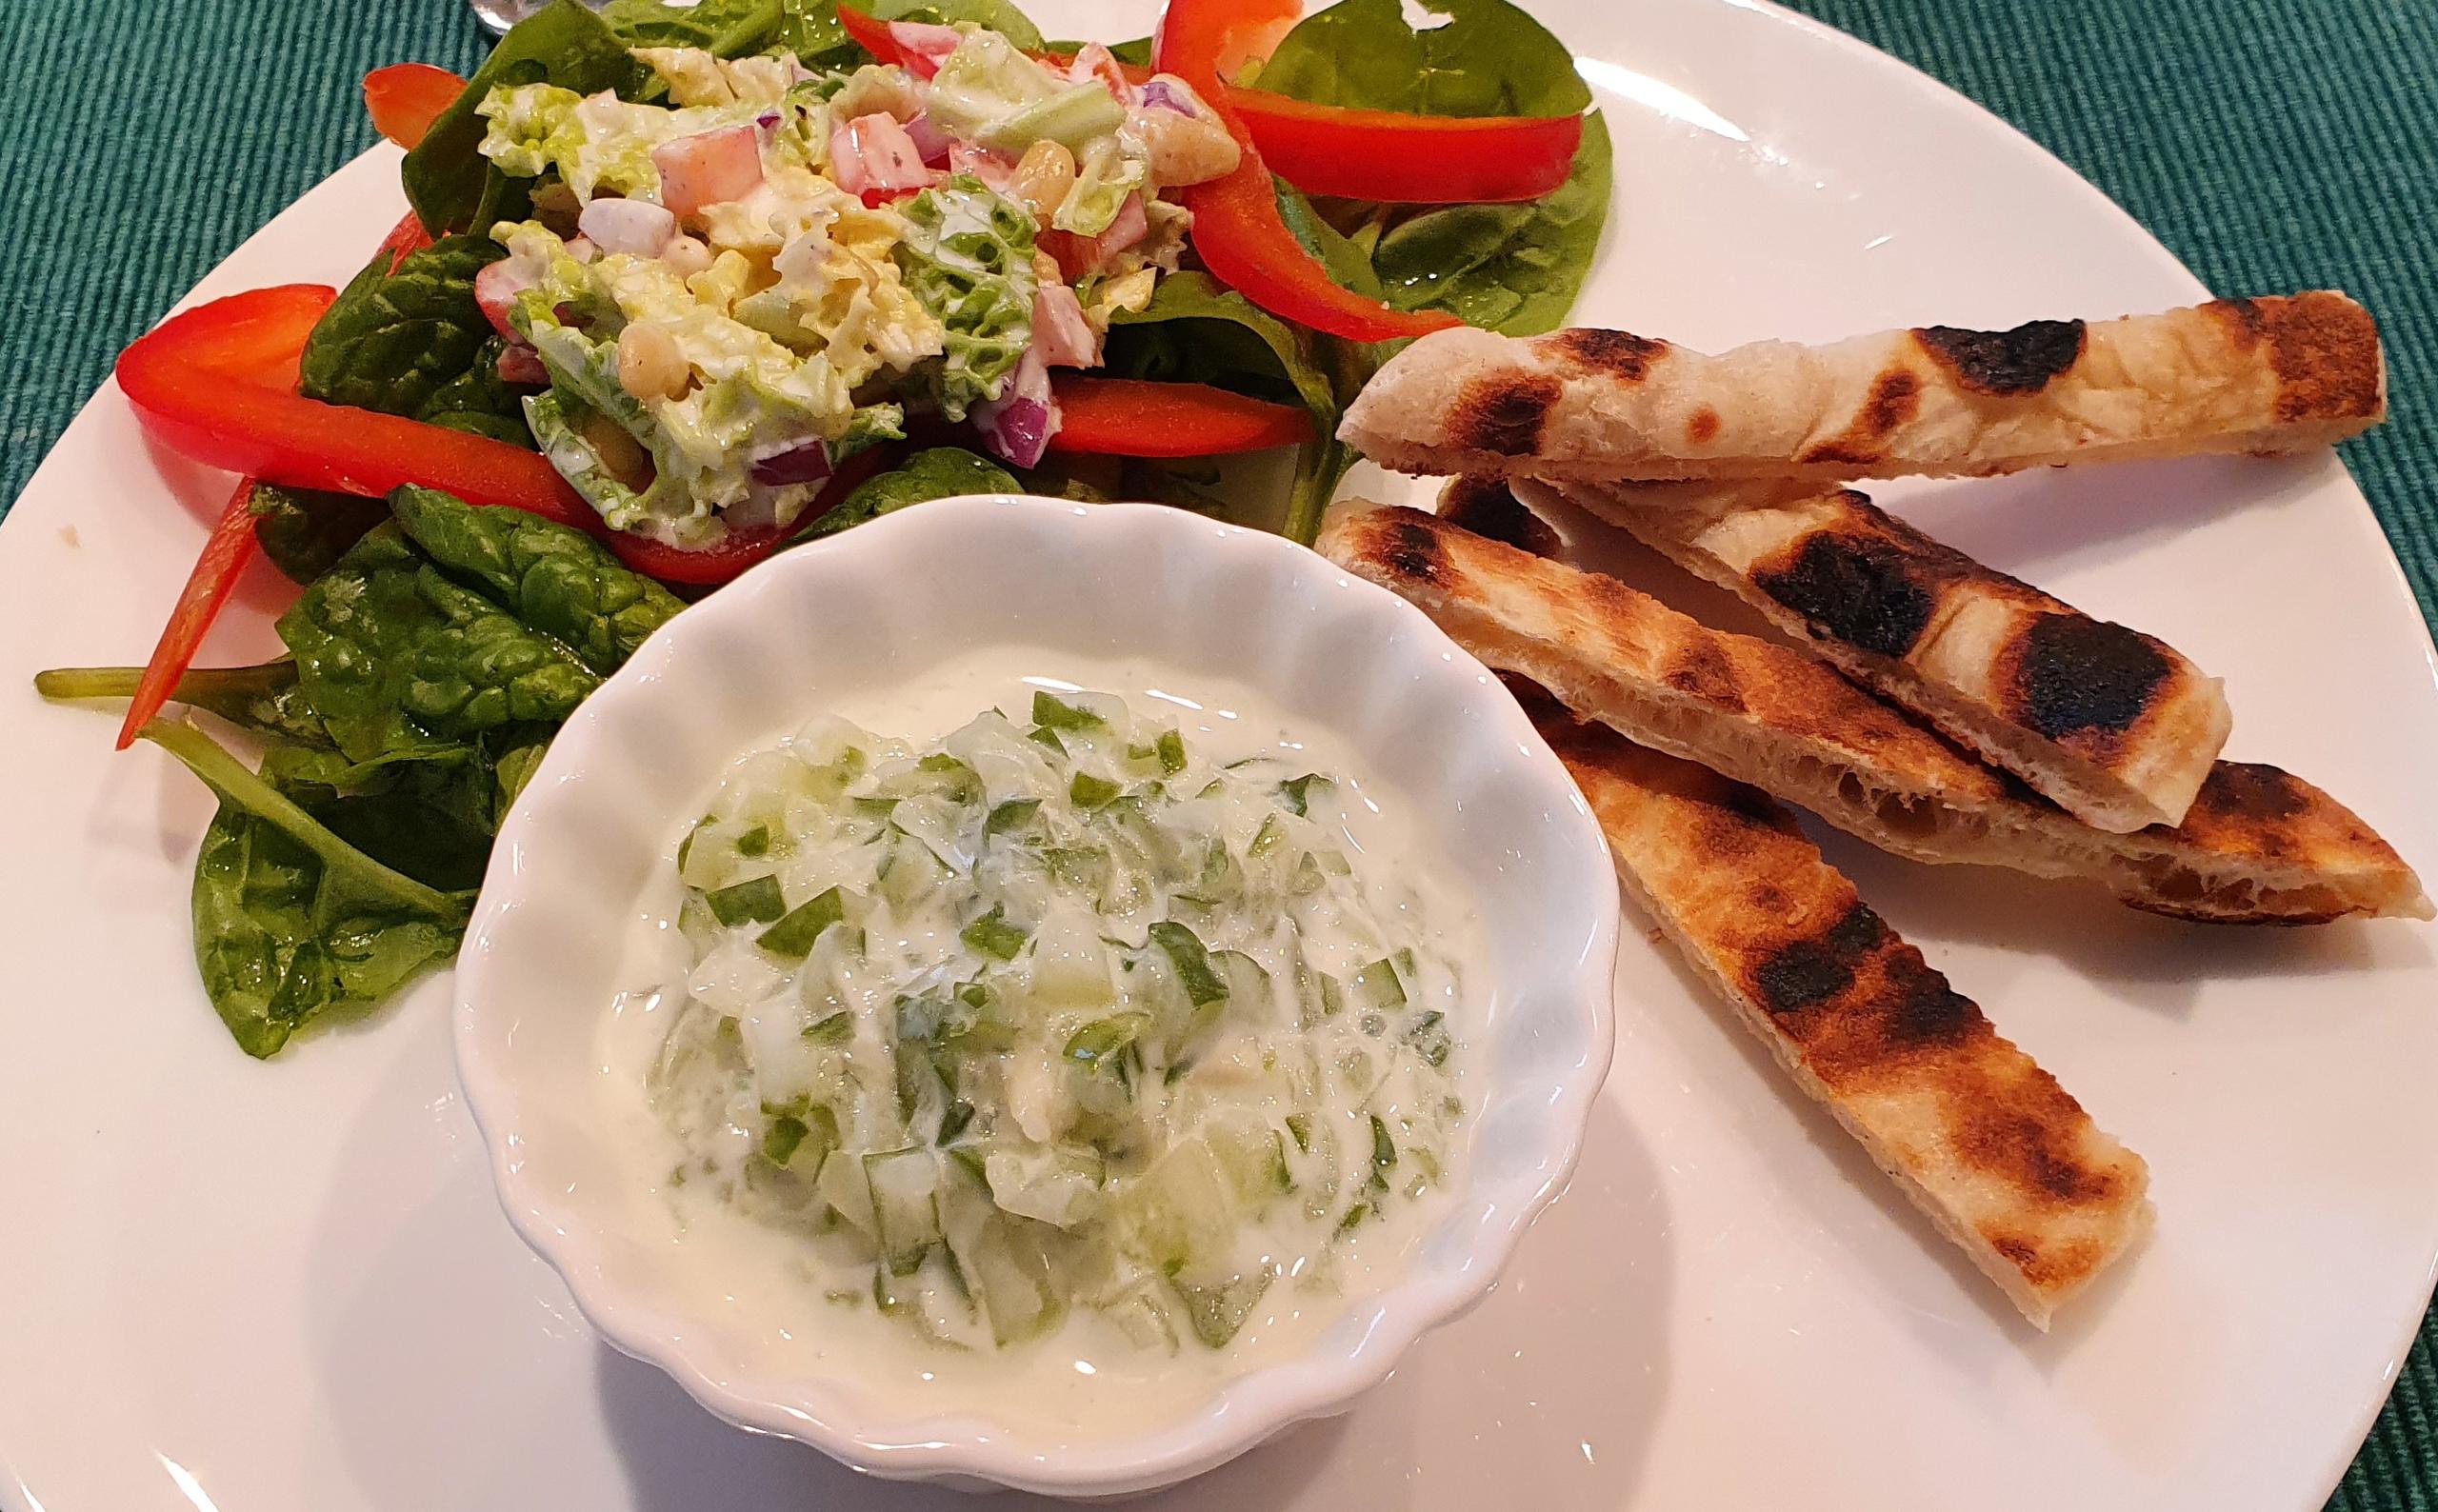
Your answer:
(594, 650), (1491, 1440)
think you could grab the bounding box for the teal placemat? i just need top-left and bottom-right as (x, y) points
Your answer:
(2, 2), (2431, 1505)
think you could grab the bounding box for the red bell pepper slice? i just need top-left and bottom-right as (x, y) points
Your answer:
(117, 287), (593, 517)
(1046, 377), (1311, 456)
(1217, 84), (1584, 204)
(364, 63), (467, 152)
(1154, 0), (1460, 343)
(375, 209), (434, 272)
(115, 480), (265, 750)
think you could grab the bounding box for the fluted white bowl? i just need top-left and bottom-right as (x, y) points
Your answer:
(452, 495), (1620, 1496)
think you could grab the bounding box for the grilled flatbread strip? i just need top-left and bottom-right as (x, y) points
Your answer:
(1319, 506), (2428, 923)
(1534, 477), (2232, 832)
(1531, 700), (2151, 1328)
(1341, 292), (2386, 487)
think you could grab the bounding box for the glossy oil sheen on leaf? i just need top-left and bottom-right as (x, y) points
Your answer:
(250, 484), (390, 586)
(298, 235), (529, 441)
(797, 448), (1020, 539)
(1370, 110), (1611, 334)
(598, 0), (783, 53)
(1254, 0), (1591, 118)
(277, 523), (600, 761)
(391, 485), (684, 674)
(143, 720), (472, 1059)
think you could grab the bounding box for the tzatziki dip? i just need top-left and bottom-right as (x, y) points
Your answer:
(597, 652), (1489, 1440)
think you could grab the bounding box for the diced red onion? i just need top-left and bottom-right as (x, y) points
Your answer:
(1031, 282), (1099, 368)
(496, 343), (549, 385)
(903, 110), (955, 168)
(975, 348), (1056, 468)
(756, 109), (781, 130)
(1139, 77), (1197, 114)
(830, 112), (934, 198)
(889, 19), (963, 78)
(472, 259), (533, 339)
(749, 437), (834, 487)
(576, 197), (678, 257)
(565, 236), (598, 263)
(652, 125), (764, 217)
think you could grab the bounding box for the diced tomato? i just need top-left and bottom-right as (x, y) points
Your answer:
(652, 126), (764, 218)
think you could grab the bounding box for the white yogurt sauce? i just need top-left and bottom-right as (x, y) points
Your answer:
(592, 648), (1493, 1443)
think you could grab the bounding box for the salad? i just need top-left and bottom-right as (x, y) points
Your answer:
(35, 0), (1610, 1058)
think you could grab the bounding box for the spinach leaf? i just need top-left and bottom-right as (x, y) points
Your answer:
(298, 235), (529, 442)
(256, 746), (500, 893)
(873, 0), (1044, 49)
(772, 0), (854, 62)
(797, 447), (1019, 538)
(1255, 0), (1589, 117)
(1043, 34), (1151, 64)
(34, 660), (334, 747)
(278, 523), (602, 762)
(1370, 111), (1611, 335)
(1253, 0), (1612, 339)
(391, 486), (684, 674)
(403, 0), (652, 234)
(250, 483), (390, 586)
(141, 720), (471, 1059)
(598, 0), (784, 52)
(1102, 269), (1357, 541)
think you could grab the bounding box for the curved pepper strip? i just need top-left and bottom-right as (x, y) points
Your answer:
(364, 63), (467, 151)
(1046, 377), (1310, 456)
(1154, 0), (1460, 342)
(1217, 84), (1584, 204)
(117, 287), (595, 515)
(115, 481), (265, 750)
(115, 285), (838, 588)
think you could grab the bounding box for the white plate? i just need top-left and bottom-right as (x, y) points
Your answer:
(2, 0), (2434, 1507)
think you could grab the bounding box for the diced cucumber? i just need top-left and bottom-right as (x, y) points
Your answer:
(1031, 691), (1105, 731)
(1354, 958), (1406, 1009)
(985, 798), (1042, 838)
(865, 1147), (945, 1275)
(1212, 950), (1272, 1022)
(1249, 814), (1287, 857)
(877, 833), (949, 912)
(1063, 1011), (1150, 1071)
(1277, 774), (1332, 817)
(1154, 728), (1188, 775)
(757, 885), (848, 961)
(1127, 1139), (1237, 1276)
(819, 1144), (877, 1238)
(706, 874), (786, 926)
(1069, 771), (1122, 809)
(1168, 1267), (1273, 1349)
(960, 905), (1029, 961)
(984, 1143), (1106, 1229)
(1148, 921), (1228, 1006)
(1404, 1009), (1452, 1068)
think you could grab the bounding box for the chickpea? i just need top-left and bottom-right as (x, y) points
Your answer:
(616, 321), (690, 403)
(1009, 139), (1078, 224)
(1132, 100), (1242, 187)
(660, 233), (713, 279)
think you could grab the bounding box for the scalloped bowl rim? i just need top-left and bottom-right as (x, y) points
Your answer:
(451, 495), (1621, 1496)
